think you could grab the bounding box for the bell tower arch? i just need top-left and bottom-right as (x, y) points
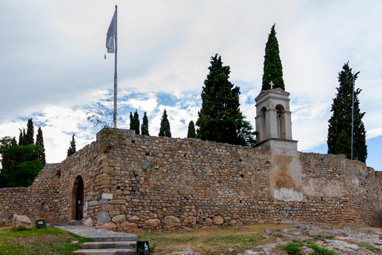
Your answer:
(255, 88), (297, 154)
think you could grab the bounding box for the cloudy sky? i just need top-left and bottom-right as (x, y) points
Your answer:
(0, 0), (381, 170)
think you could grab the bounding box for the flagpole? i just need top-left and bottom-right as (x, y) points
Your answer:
(113, 5), (118, 128)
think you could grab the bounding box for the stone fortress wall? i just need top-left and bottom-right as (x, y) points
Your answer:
(1, 127), (381, 231)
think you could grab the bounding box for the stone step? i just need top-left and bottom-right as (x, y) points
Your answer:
(90, 236), (137, 242)
(56, 225), (138, 242)
(80, 241), (136, 249)
(73, 248), (135, 255)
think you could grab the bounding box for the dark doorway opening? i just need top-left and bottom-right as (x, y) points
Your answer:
(71, 176), (84, 220)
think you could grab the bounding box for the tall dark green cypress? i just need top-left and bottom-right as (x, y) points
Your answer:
(196, 54), (255, 146)
(129, 111), (140, 134)
(262, 24), (285, 90)
(18, 129), (25, 145)
(158, 109), (171, 137)
(141, 112), (149, 136)
(187, 120), (196, 138)
(67, 134), (77, 157)
(35, 127), (46, 166)
(22, 129), (26, 144)
(129, 112), (134, 131)
(133, 110), (140, 135)
(327, 63), (367, 162)
(25, 118), (34, 145)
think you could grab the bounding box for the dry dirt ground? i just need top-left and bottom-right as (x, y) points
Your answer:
(135, 223), (382, 255)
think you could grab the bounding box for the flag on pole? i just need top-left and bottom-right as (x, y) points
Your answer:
(106, 9), (117, 53)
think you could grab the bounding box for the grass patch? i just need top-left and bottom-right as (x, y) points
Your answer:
(0, 226), (92, 255)
(283, 242), (337, 255)
(138, 224), (291, 254)
(358, 243), (381, 252)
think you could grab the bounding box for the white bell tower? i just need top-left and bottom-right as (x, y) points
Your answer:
(255, 87), (298, 155)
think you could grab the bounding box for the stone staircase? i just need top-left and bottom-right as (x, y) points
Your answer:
(55, 225), (138, 255)
(73, 240), (136, 255)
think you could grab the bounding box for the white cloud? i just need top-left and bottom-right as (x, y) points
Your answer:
(0, 0), (381, 168)
(124, 98), (158, 113)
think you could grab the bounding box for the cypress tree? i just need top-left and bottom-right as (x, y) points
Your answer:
(133, 110), (140, 135)
(25, 118), (34, 145)
(262, 24), (285, 90)
(18, 129), (25, 146)
(129, 112), (134, 130)
(141, 112), (149, 136)
(187, 120), (196, 138)
(23, 129), (26, 145)
(196, 54), (255, 146)
(158, 109), (171, 137)
(35, 127), (46, 166)
(327, 63), (367, 162)
(129, 111), (140, 134)
(67, 134), (76, 157)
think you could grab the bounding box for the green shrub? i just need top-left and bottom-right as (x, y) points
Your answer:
(283, 242), (304, 255)
(283, 242), (337, 255)
(307, 244), (337, 255)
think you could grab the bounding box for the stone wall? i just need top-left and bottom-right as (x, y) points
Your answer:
(54, 140), (104, 223)
(0, 164), (61, 225)
(0, 127), (381, 230)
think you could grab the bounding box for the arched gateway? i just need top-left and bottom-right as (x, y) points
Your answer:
(70, 175), (84, 220)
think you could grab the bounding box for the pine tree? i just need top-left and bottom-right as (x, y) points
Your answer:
(25, 118), (34, 145)
(327, 63), (367, 162)
(196, 54), (256, 146)
(141, 112), (149, 136)
(35, 127), (46, 166)
(158, 109), (171, 137)
(187, 120), (196, 138)
(67, 134), (76, 157)
(262, 24), (285, 90)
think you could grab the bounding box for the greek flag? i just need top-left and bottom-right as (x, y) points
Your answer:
(106, 8), (117, 53)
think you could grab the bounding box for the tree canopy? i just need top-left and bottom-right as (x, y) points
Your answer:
(158, 109), (171, 137)
(25, 118), (34, 145)
(141, 112), (149, 136)
(130, 110), (140, 134)
(262, 24), (285, 90)
(187, 120), (196, 138)
(36, 127), (46, 166)
(0, 118), (47, 187)
(327, 63), (367, 162)
(67, 134), (77, 157)
(196, 54), (256, 146)
(0, 137), (43, 188)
